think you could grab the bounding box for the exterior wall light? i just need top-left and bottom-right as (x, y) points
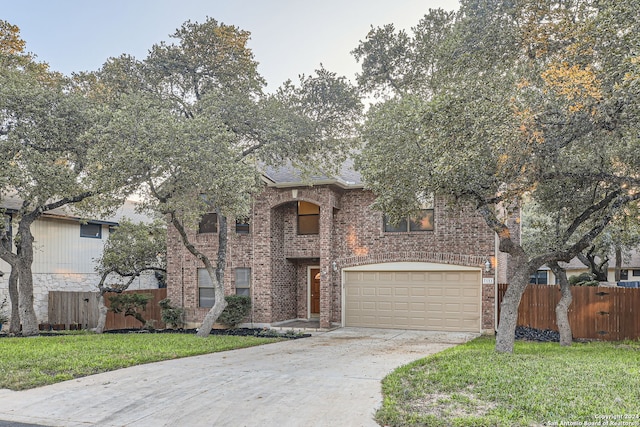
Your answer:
(484, 259), (491, 273)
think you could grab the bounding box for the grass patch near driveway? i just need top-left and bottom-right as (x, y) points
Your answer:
(0, 332), (279, 391)
(377, 336), (640, 426)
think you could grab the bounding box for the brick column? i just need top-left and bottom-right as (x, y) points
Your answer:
(319, 204), (333, 329)
(251, 199), (272, 324)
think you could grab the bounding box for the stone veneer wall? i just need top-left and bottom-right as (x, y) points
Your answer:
(0, 272), (158, 324)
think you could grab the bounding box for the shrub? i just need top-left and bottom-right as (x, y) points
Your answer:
(108, 293), (153, 328)
(218, 295), (251, 328)
(569, 273), (599, 286)
(159, 298), (185, 329)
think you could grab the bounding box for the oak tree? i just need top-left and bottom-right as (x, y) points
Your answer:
(0, 22), (143, 335)
(94, 219), (166, 333)
(354, 1), (640, 352)
(96, 18), (362, 337)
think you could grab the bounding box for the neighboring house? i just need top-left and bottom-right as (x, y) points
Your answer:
(167, 162), (508, 334)
(0, 198), (158, 322)
(532, 250), (640, 286)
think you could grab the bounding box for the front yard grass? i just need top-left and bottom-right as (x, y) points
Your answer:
(0, 332), (280, 390)
(377, 336), (640, 426)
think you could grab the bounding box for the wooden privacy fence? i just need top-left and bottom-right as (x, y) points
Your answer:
(48, 288), (167, 331)
(497, 283), (640, 341)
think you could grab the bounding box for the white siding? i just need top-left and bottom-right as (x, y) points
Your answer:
(31, 218), (108, 274)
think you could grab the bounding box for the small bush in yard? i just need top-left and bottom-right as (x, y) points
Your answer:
(108, 293), (153, 328)
(218, 295), (251, 328)
(159, 298), (185, 329)
(569, 272), (599, 286)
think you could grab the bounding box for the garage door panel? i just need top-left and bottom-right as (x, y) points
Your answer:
(361, 301), (376, 310)
(428, 287), (444, 296)
(378, 301), (393, 311)
(345, 268), (481, 332)
(445, 287), (463, 297)
(362, 287), (377, 296)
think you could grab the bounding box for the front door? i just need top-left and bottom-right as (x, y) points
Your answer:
(310, 268), (320, 316)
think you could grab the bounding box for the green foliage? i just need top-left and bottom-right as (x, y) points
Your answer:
(159, 298), (185, 329)
(377, 337), (640, 426)
(568, 273), (599, 287)
(353, 0), (640, 352)
(96, 219), (166, 286)
(355, 0), (640, 244)
(92, 17), (362, 334)
(217, 295), (251, 328)
(0, 333), (279, 390)
(108, 293), (153, 328)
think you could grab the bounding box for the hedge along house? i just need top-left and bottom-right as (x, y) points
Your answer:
(167, 161), (505, 333)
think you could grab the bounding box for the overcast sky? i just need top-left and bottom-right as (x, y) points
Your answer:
(3, 0), (459, 91)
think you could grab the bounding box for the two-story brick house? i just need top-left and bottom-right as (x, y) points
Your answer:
(166, 163), (500, 333)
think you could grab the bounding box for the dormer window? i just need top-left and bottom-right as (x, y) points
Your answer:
(297, 201), (320, 235)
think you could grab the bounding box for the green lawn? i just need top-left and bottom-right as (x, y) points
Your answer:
(0, 332), (279, 390)
(377, 337), (640, 426)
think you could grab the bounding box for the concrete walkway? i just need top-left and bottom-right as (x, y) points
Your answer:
(0, 328), (477, 427)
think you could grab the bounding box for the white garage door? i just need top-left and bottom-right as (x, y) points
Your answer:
(344, 270), (481, 332)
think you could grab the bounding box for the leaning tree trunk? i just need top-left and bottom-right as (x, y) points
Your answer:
(94, 272), (137, 334)
(549, 262), (573, 346)
(495, 262), (531, 353)
(95, 293), (109, 334)
(17, 264), (38, 336)
(196, 214), (229, 338)
(8, 267), (20, 334)
(16, 221), (39, 336)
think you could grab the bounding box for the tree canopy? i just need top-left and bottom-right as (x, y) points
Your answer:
(93, 18), (362, 336)
(354, 0), (640, 352)
(0, 22), (143, 335)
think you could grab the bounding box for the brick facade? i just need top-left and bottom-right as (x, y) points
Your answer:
(166, 184), (499, 332)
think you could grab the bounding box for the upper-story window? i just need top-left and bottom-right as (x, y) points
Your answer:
(236, 218), (250, 234)
(198, 213), (218, 234)
(384, 210), (434, 232)
(80, 222), (102, 239)
(383, 194), (434, 233)
(297, 201), (320, 235)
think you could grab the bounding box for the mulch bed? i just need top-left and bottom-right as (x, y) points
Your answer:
(103, 327), (310, 339)
(515, 326), (560, 342)
(1, 327), (311, 339)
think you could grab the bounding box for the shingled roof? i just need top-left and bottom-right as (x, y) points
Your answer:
(0, 194), (153, 225)
(262, 157), (363, 188)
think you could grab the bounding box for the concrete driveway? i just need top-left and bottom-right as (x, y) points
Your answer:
(0, 328), (477, 427)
